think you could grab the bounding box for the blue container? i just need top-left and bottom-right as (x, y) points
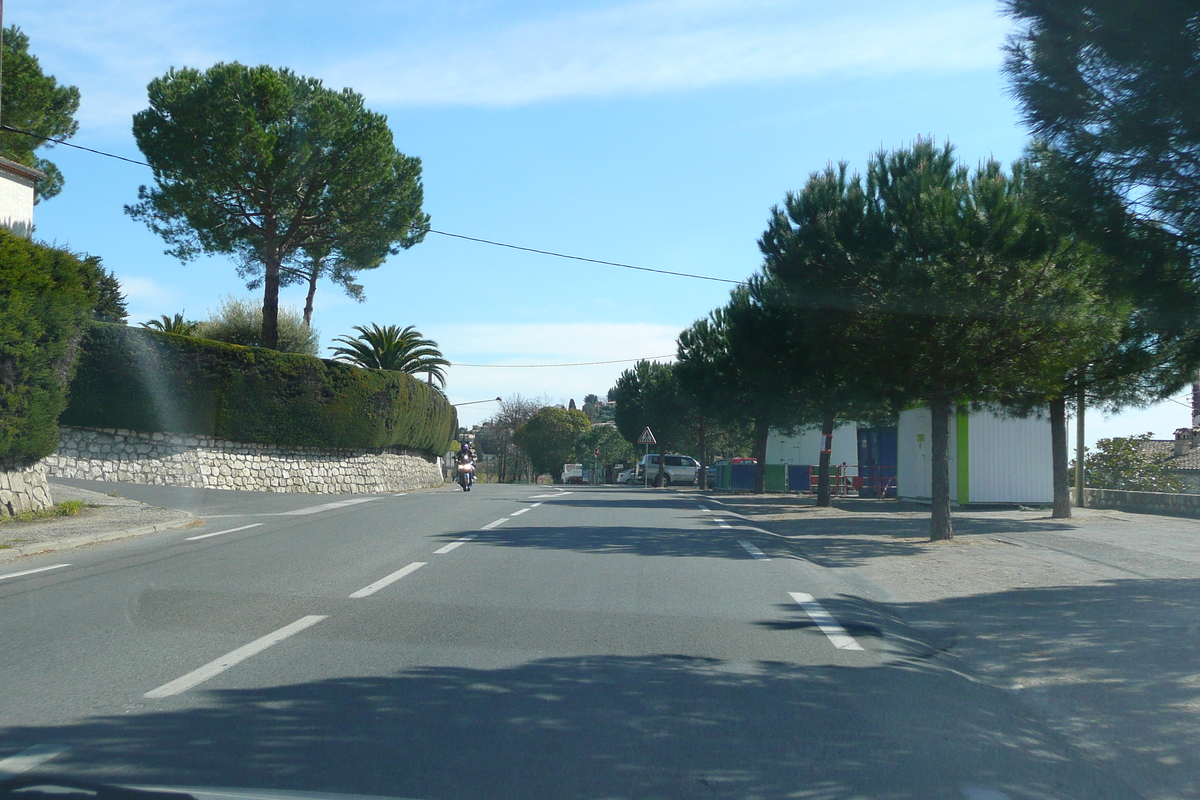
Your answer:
(730, 463), (756, 492)
(787, 464), (812, 493)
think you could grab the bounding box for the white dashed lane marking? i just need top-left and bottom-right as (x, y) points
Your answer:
(739, 541), (770, 560)
(145, 615), (328, 698)
(0, 564), (71, 582)
(434, 535), (476, 554)
(350, 562), (427, 598)
(482, 518), (508, 530)
(789, 592), (864, 651)
(280, 498), (381, 516)
(0, 744), (70, 777)
(187, 523), (263, 541)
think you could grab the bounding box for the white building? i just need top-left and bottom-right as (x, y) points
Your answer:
(0, 156), (43, 238)
(765, 424), (859, 469)
(897, 406), (1052, 504)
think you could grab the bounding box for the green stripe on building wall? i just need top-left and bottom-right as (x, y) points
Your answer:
(956, 407), (970, 505)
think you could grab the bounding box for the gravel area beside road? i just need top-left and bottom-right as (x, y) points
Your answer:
(696, 489), (1200, 800)
(0, 480), (196, 562)
(696, 492), (1200, 599)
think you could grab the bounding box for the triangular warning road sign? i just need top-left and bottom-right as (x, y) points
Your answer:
(637, 427), (656, 445)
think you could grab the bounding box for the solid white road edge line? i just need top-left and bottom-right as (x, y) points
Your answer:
(186, 523), (264, 541)
(144, 615), (328, 698)
(0, 564), (71, 581)
(434, 535), (477, 554)
(482, 518), (508, 530)
(739, 541), (770, 560)
(349, 562), (427, 598)
(789, 592), (864, 651)
(0, 744), (70, 777)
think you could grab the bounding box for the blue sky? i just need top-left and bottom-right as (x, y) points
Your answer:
(18, 0), (1196, 439)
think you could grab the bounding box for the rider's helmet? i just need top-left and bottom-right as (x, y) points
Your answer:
(460, 443), (471, 452)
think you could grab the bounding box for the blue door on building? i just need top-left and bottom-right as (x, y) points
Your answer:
(857, 428), (897, 498)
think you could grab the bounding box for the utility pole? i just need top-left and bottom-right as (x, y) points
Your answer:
(1, 0), (6, 153)
(1075, 386), (1085, 508)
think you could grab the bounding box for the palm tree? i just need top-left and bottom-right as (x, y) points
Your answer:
(329, 324), (449, 387)
(140, 313), (199, 336)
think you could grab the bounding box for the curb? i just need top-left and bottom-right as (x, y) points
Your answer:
(0, 514), (198, 560)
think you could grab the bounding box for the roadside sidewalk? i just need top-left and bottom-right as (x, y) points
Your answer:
(0, 481), (196, 562)
(698, 490), (1200, 800)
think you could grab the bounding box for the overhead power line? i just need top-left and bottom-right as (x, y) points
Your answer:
(450, 355), (676, 368)
(3, 125), (155, 168)
(4, 125), (746, 286)
(421, 228), (742, 284)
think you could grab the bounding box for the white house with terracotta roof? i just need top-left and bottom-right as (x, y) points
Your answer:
(0, 156), (43, 237)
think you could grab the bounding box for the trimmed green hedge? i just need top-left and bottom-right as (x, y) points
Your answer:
(62, 324), (457, 455)
(0, 231), (97, 460)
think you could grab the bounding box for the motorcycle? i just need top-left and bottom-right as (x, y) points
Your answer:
(456, 459), (476, 491)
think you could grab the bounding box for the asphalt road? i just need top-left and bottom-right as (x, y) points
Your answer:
(0, 483), (1147, 799)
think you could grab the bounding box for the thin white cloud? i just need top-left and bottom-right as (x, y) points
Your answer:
(436, 321), (678, 426)
(119, 275), (183, 306)
(24, 0), (1009, 134)
(439, 321), (678, 364)
(117, 275), (186, 324)
(330, 0), (1009, 107)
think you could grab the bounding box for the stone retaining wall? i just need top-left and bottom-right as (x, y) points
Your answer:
(0, 457), (52, 516)
(44, 426), (443, 494)
(1084, 487), (1200, 519)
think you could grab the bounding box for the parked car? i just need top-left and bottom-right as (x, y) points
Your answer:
(637, 453), (700, 486)
(616, 468), (638, 485)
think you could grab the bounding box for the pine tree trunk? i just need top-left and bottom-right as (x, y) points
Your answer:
(929, 396), (954, 541)
(262, 257), (281, 351)
(1050, 394), (1071, 518)
(303, 271), (318, 329)
(753, 420), (769, 494)
(816, 412), (835, 508)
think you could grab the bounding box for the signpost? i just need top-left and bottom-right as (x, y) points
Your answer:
(637, 427), (656, 488)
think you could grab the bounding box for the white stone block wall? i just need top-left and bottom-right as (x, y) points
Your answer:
(44, 426), (444, 494)
(0, 457), (52, 516)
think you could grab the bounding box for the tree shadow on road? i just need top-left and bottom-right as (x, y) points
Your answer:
(0, 650), (1133, 800)
(459, 523), (758, 560)
(854, 576), (1200, 800)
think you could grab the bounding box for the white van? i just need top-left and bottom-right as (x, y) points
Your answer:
(637, 453), (700, 486)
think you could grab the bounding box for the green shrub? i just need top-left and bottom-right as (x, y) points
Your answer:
(0, 230), (97, 460)
(196, 295), (319, 356)
(62, 323), (456, 455)
(1077, 433), (1186, 493)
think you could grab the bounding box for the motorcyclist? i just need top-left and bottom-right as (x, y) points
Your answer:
(455, 443), (477, 491)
